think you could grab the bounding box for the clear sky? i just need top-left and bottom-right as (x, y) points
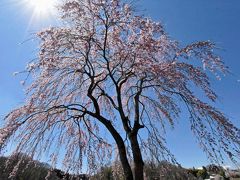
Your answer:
(0, 0), (240, 169)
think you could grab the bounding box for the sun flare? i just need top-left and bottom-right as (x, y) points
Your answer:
(26, 0), (58, 17)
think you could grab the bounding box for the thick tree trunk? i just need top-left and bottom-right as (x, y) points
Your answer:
(129, 134), (144, 180)
(100, 118), (134, 180)
(116, 140), (134, 180)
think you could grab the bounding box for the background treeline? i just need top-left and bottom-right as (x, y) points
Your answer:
(0, 153), (87, 180)
(0, 154), (239, 180)
(0, 153), (59, 180)
(0, 154), (55, 180)
(91, 161), (240, 180)
(92, 161), (197, 180)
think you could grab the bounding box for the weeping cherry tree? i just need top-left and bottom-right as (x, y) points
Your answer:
(0, 0), (239, 179)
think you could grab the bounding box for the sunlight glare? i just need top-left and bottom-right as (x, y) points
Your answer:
(26, 0), (58, 18)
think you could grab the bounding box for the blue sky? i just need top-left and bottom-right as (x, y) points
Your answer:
(0, 0), (240, 168)
(139, 0), (240, 168)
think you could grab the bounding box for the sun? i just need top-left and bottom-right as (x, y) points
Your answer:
(25, 0), (58, 18)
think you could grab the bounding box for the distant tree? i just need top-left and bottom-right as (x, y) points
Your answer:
(0, 0), (239, 179)
(219, 170), (227, 179)
(187, 168), (198, 178)
(206, 164), (221, 174)
(196, 167), (209, 179)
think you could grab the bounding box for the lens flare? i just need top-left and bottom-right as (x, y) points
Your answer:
(25, 0), (58, 18)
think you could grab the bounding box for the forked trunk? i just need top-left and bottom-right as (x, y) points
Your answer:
(101, 117), (141, 179)
(100, 117), (134, 179)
